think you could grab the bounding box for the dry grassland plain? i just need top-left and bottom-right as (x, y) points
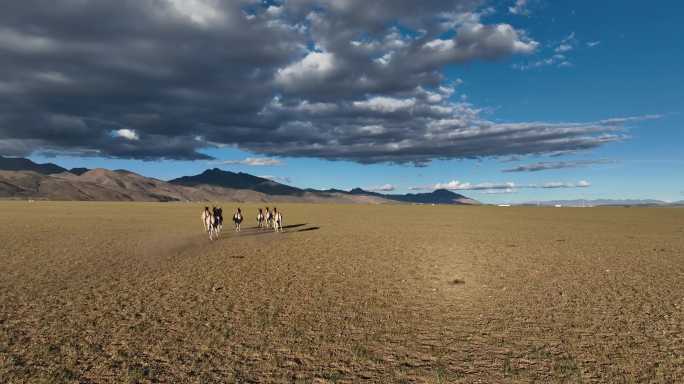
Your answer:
(0, 201), (682, 383)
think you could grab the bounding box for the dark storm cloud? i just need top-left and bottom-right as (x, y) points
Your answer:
(0, 0), (296, 159)
(502, 159), (617, 172)
(0, 1), (656, 164)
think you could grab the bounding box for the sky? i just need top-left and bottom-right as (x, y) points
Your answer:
(1, 0), (682, 203)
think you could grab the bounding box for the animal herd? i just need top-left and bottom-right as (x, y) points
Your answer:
(202, 206), (283, 240)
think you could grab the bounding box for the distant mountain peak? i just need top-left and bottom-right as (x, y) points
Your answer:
(432, 188), (458, 195)
(0, 155), (67, 175)
(349, 187), (368, 194)
(344, 186), (477, 205)
(170, 168), (301, 195)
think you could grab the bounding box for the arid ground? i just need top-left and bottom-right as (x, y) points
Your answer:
(0, 202), (682, 383)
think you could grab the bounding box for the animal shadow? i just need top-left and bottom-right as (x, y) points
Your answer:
(282, 223), (307, 229)
(296, 226), (320, 232)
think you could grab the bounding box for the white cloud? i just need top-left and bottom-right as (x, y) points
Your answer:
(265, 5), (283, 17)
(509, 0), (530, 15)
(515, 31), (580, 71)
(293, 100), (338, 114)
(479, 188), (518, 194)
(367, 184), (396, 192)
(429, 180), (516, 191)
(541, 180), (590, 188)
(424, 38), (455, 52)
(587, 41), (601, 48)
(358, 125), (386, 135)
(374, 52), (393, 66)
(275, 51), (336, 88)
(166, 0), (224, 25)
(114, 129), (139, 140)
(555, 44), (573, 53)
(502, 159), (615, 172)
(514, 53), (570, 70)
(412, 179), (591, 191)
(418, 22), (539, 67)
(216, 157), (283, 166)
(353, 96), (416, 113)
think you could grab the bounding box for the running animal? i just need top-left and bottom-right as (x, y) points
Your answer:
(257, 208), (265, 229)
(264, 206), (273, 229)
(202, 206), (217, 240)
(233, 208), (244, 232)
(213, 206), (223, 237)
(272, 207), (283, 232)
(202, 206), (211, 232)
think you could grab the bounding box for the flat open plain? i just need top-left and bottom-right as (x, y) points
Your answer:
(0, 202), (682, 383)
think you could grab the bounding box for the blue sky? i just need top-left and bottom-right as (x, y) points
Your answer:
(9, 1), (683, 203)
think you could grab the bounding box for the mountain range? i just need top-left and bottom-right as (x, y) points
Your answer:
(0, 156), (478, 205)
(0, 155), (73, 175)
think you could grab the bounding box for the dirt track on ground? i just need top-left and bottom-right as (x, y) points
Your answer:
(0, 202), (682, 383)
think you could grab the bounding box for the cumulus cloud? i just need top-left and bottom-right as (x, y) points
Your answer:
(502, 159), (616, 172)
(216, 157), (283, 166)
(275, 52), (337, 90)
(114, 129), (139, 141)
(0, 1), (653, 165)
(353, 97), (416, 113)
(367, 184), (396, 192)
(411, 179), (591, 191)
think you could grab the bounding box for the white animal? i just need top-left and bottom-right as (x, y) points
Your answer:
(202, 207), (217, 240)
(272, 208), (283, 232)
(202, 207), (211, 232)
(265, 208), (273, 229)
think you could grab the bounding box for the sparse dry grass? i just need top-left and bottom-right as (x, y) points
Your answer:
(0, 202), (682, 383)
